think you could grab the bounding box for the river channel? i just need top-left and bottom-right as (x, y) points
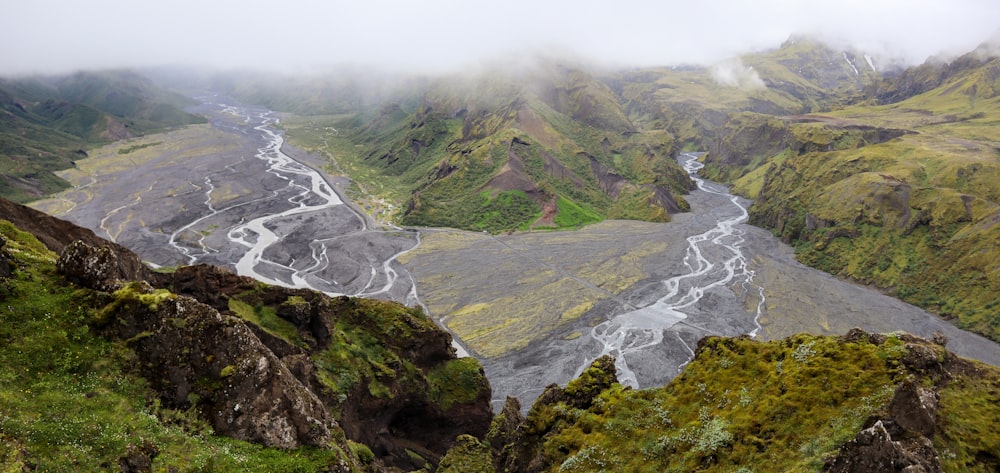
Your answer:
(32, 99), (1000, 412)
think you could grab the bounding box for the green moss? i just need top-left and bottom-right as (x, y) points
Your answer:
(427, 357), (488, 411)
(526, 334), (905, 472)
(0, 220), (356, 472)
(348, 440), (375, 465)
(935, 369), (1000, 472)
(228, 298), (304, 347)
(437, 434), (495, 473)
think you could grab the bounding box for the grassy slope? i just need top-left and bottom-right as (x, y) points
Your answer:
(280, 66), (692, 233)
(0, 71), (205, 203)
(709, 56), (1000, 342)
(482, 333), (1000, 472)
(0, 220), (351, 472)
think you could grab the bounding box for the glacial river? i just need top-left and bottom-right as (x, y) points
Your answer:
(583, 153), (764, 387)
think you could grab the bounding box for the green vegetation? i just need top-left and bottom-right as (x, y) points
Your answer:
(0, 220), (350, 471)
(522, 335), (904, 471)
(0, 71), (204, 202)
(482, 331), (1000, 472)
(228, 297), (305, 347)
(427, 358), (489, 411)
(117, 141), (162, 154)
(552, 195), (602, 228)
(700, 56), (1000, 342)
(436, 435), (495, 473)
(279, 65), (693, 233)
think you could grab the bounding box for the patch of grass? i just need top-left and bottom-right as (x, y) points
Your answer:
(0, 220), (351, 472)
(117, 141), (162, 155)
(553, 195), (602, 228)
(227, 298), (304, 347)
(524, 334), (913, 472)
(427, 358), (488, 411)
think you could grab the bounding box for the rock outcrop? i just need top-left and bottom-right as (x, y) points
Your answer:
(825, 380), (943, 473)
(51, 230), (492, 469)
(60, 241), (338, 449)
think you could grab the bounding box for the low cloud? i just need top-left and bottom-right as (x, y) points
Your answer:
(2, 0), (1000, 76)
(710, 59), (766, 90)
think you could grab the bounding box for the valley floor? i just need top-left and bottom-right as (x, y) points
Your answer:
(29, 100), (1000, 411)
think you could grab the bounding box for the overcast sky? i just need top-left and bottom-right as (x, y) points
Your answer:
(3, 0), (998, 76)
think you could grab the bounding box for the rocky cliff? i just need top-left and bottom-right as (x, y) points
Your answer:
(0, 197), (490, 471)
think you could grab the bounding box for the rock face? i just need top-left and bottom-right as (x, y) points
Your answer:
(51, 229), (492, 469)
(825, 418), (942, 473)
(57, 240), (153, 292)
(487, 355), (619, 472)
(833, 420), (939, 473)
(825, 334), (953, 473)
(62, 248), (338, 449)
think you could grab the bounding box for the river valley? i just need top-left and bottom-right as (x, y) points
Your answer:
(31, 99), (1000, 410)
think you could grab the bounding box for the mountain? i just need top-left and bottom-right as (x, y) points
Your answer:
(699, 41), (1000, 344)
(242, 36), (1000, 341)
(0, 70), (205, 202)
(267, 62), (696, 233)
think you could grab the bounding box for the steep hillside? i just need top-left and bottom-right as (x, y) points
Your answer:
(608, 37), (886, 151)
(0, 71), (205, 202)
(0, 198), (490, 471)
(464, 330), (1000, 472)
(282, 64), (695, 233)
(700, 48), (1000, 343)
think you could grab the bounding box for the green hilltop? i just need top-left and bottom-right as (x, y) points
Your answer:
(700, 41), (1000, 344)
(277, 63), (696, 233)
(0, 70), (205, 202)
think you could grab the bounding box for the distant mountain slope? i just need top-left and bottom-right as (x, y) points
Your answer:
(282, 64), (696, 232)
(0, 70), (205, 202)
(700, 43), (1000, 343)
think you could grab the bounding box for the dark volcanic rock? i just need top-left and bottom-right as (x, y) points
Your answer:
(890, 379), (939, 438)
(57, 240), (152, 292)
(825, 419), (942, 473)
(826, 367), (945, 473)
(101, 283), (336, 449)
(118, 440), (158, 473)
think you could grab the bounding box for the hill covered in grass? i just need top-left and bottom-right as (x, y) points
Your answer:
(699, 40), (1000, 344)
(279, 63), (697, 233)
(0, 70), (205, 202)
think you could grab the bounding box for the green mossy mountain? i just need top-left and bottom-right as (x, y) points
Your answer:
(700, 42), (1000, 344)
(276, 63), (696, 233)
(0, 70), (205, 202)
